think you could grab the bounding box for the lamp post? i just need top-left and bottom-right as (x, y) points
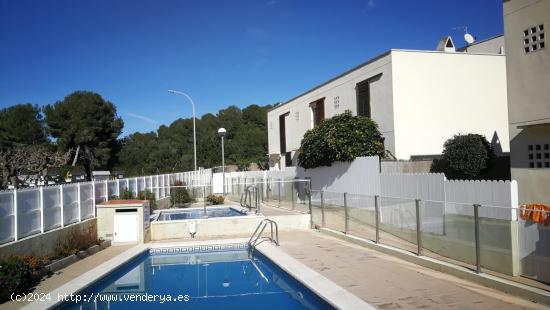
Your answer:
(218, 128), (226, 195)
(167, 89), (197, 171)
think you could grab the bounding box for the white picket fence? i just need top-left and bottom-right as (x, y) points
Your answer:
(0, 169), (212, 245)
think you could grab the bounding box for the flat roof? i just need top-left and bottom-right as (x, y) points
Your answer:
(269, 46), (504, 113)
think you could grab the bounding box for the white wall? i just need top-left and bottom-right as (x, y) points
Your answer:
(296, 156), (381, 195)
(267, 53), (394, 161)
(391, 50), (510, 159)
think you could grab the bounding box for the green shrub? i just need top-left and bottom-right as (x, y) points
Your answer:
(431, 133), (494, 179)
(138, 190), (157, 210)
(298, 110), (385, 169)
(170, 181), (193, 207)
(0, 256), (48, 303)
(121, 188), (134, 199)
(207, 194), (225, 205)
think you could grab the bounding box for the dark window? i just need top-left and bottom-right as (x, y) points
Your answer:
(536, 153), (542, 159)
(545, 153), (549, 159)
(528, 145), (533, 151)
(285, 152), (293, 167)
(529, 154), (534, 160)
(546, 162), (550, 168)
(310, 99), (325, 127)
(544, 144), (549, 150)
(279, 112), (290, 154)
(536, 144), (541, 150)
(530, 162), (535, 168)
(356, 74), (382, 118)
(537, 162), (542, 168)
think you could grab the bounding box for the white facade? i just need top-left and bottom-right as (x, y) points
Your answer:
(268, 39), (509, 169)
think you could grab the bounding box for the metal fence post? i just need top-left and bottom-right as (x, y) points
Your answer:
(321, 191), (325, 227)
(278, 178), (281, 207)
(77, 183), (82, 221)
(307, 183), (313, 228)
(39, 186), (44, 233)
(105, 180), (109, 202)
(344, 192), (348, 234)
(92, 181), (96, 217)
(291, 183), (295, 210)
(375, 195), (380, 244)
(474, 204), (481, 274)
(415, 199), (422, 256)
(117, 179), (121, 198)
(60, 185), (64, 227)
(13, 189), (18, 241)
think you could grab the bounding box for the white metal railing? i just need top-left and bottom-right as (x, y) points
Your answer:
(0, 169), (212, 245)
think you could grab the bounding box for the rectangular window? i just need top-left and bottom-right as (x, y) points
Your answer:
(310, 98), (325, 127)
(279, 112), (290, 154)
(356, 74), (382, 118)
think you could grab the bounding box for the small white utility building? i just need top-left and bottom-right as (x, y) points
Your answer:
(268, 35), (509, 169)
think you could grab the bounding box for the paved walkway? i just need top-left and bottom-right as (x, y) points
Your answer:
(277, 230), (546, 309)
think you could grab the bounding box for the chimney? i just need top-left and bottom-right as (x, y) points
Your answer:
(436, 36), (456, 52)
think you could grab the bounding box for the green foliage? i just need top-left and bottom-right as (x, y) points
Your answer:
(138, 190), (157, 210)
(120, 188), (134, 199)
(117, 104), (272, 175)
(431, 133), (494, 179)
(298, 110), (385, 169)
(44, 91), (124, 180)
(206, 194), (225, 205)
(170, 181), (193, 207)
(0, 256), (33, 302)
(0, 103), (47, 149)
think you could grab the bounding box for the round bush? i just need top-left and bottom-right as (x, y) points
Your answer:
(433, 133), (494, 179)
(298, 110), (385, 169)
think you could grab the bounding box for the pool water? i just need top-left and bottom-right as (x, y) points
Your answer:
(157, 207), (246, 221)
(60, 247), (333, 309)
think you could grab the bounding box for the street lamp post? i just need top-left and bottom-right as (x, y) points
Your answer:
(167, 89), (197, 171)
(218, 128), (226, 195)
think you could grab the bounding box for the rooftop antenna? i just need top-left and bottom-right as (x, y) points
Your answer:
(453, 26), (475, 45)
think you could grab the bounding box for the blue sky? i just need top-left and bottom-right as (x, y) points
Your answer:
(0, 0), (503, 136)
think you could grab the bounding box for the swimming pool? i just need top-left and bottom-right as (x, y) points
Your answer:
(156, 207), (247, 221)
(59, 244), (334, 309)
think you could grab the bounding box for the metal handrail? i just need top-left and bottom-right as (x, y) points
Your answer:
(240, 184), (260, 213)
(248, 219), (279, 248)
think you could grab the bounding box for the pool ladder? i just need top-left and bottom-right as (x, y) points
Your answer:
(241, 184), (260, 214)
(248, 219), (279, 248)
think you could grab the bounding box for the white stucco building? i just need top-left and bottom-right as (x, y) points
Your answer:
(268, 36), (510, 170)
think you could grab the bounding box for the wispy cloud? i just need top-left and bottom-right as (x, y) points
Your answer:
(245, 27), (270, 40)
(368, 0), (375, 7)
(266, 0), (277, 6)
(124, 112), (158, 125)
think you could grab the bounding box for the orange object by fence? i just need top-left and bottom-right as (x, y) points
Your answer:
(520, 204), (550, 225)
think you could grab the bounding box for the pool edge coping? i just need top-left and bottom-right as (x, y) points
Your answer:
(23, 238), (372, 309)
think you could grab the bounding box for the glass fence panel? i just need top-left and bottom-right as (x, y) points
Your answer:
(0, 191), (15, 244)
(420, 201), (477, 270)
(322, 191), (345, 233)
(347, 193), (377, 242)
(310, 190), (323, 228)
(517, 206), (550, 283)
(378, 196), (417, 254)
(17, 188), (41, 239)
(43, 186), (61, 231)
